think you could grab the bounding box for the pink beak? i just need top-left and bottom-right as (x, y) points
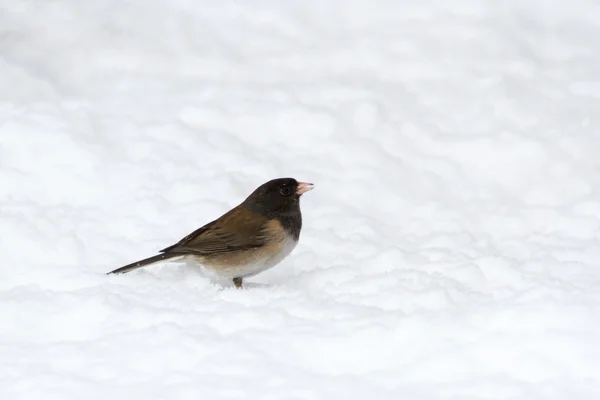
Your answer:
(296, 182), (315, 195)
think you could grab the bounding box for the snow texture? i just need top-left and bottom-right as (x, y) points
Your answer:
(1, 0), (600, 399)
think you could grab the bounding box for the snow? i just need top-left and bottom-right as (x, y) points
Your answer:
(1, 0), (600, 398)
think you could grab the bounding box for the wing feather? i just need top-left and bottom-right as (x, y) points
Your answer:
(160, 206), (267, 255)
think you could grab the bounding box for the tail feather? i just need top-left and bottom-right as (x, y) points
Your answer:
(107, 252), (185, 275)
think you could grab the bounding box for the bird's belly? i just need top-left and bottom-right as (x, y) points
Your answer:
(192, 236), (298, 279)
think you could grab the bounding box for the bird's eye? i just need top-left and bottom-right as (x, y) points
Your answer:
(279, 187), (292, 196)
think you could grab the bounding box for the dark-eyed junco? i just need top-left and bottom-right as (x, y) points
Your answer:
(107, 178), (314, 288)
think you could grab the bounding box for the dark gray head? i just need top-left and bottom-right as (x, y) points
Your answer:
(243, 178), (314, 219)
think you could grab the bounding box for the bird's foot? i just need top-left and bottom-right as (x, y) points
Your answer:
(233, 277), (243, 289)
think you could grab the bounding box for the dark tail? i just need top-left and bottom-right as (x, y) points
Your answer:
(107, 252), (185, 275)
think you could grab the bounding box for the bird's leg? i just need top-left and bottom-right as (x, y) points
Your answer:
(233, 277), (243, 289)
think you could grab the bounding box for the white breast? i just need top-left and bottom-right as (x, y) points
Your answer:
(237, 235), (298, 279)
(195, 235), (299, 280)
(259, 235), (298, 273)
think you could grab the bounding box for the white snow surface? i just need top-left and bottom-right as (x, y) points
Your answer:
(2, 0), (600, 399)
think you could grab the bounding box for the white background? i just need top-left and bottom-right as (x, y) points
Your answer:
(1, 1), (600, 399)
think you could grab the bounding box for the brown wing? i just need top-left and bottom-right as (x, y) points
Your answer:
(159, 205), (268, 255)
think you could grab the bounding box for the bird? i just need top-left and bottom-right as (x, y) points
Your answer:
(107, 178), (314, 288)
